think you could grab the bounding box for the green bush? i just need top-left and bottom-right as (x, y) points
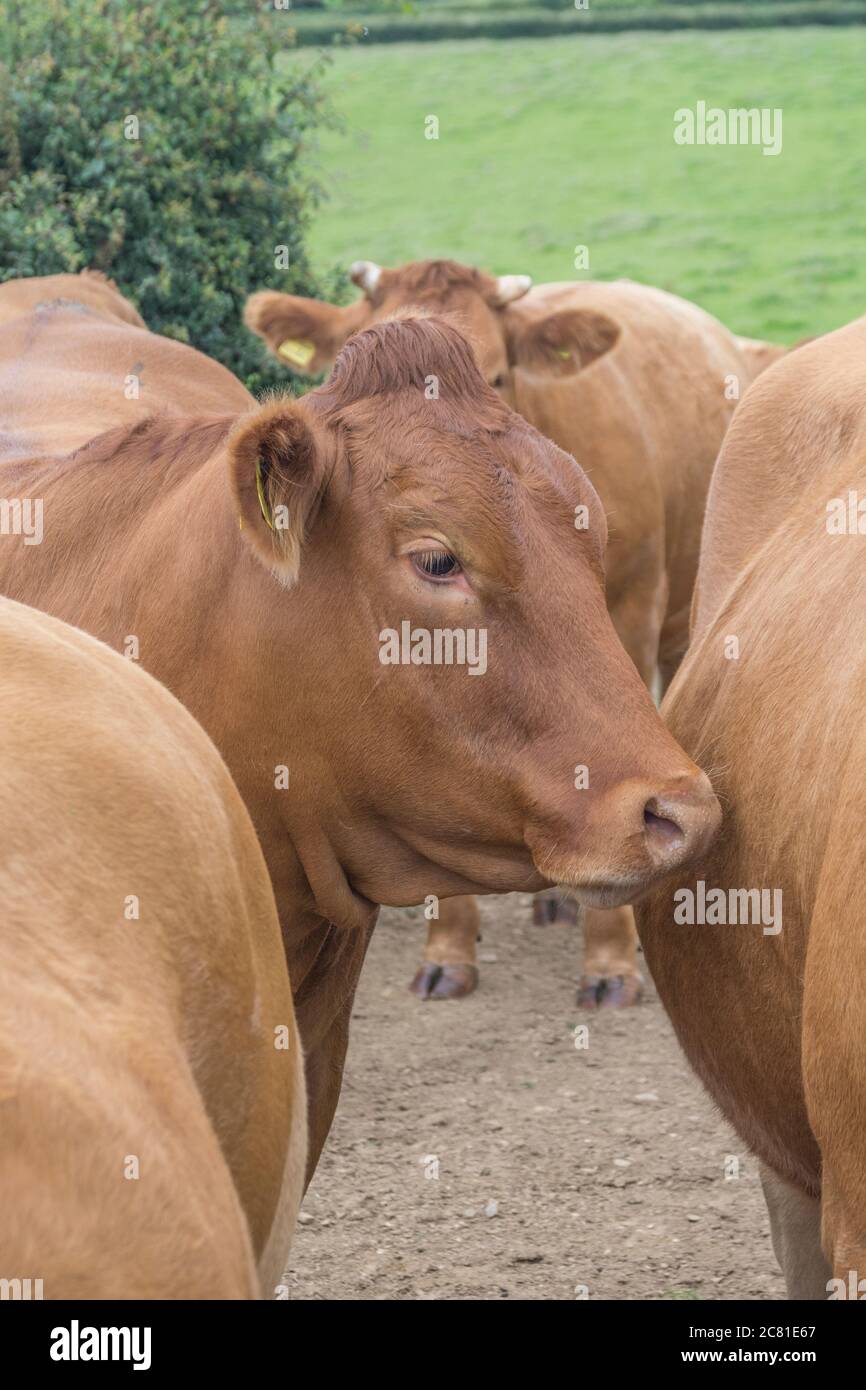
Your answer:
(0, 0), (335, 395)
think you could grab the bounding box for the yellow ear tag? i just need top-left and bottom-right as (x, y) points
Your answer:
(556, 348), (571, 359)
(255, 457), (275, 531)
(278, 338), (316, 368)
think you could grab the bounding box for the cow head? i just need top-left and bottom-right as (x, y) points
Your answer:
(228, 315), (718, 927)
(244, 258), (620, 399)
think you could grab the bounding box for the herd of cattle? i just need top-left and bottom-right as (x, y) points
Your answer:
(0, 258), (861, 1299)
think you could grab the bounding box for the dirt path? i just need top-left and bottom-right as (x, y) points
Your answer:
(288, 893), (784, 1301)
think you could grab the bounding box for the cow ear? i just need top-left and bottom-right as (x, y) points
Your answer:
(229, 400), (329, 584)
(244, 292), (369, 376)
(506, 307), (620, 378)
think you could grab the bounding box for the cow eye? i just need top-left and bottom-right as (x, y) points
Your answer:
(491, 373), (507, 389)
(411, 548), (462, 582)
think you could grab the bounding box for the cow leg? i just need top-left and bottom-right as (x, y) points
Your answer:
(577, 904), (643, 1009)
(759, 1162), (829, 1300)
(409, 895), (480, 1000)
(532, 886), (578, 926)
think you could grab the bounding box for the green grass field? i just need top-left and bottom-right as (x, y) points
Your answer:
(298, 26), (866, 342)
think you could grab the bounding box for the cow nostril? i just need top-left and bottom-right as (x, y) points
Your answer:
(643, 804), (685, 854)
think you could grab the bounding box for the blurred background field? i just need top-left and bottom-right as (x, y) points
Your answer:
(2, 3), (863, 379)
(300, 25), (866, 344)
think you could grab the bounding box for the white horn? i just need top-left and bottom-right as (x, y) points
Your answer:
(492, 274), (532, 306)
(349, 260), (383, 296)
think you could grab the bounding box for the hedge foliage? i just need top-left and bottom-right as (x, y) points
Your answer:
(285, 2), (866, 46)
(0, 0), (336, 395)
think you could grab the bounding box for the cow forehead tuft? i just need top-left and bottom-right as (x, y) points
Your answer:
(311, 314), (511, 427)
(379, 259), (496, 303)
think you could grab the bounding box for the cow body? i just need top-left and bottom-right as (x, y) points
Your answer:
(0, 273), (719, 1182)
(245, 261), (780, 1004)
(635, 316), (866, 1298)
(0, 596), (305, 1298)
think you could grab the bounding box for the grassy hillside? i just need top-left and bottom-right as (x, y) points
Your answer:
(298, 26), (866, 342)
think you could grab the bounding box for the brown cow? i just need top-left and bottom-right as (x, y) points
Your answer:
(245, 259), (781, 1004)
(0, 272), (720, 1184)
(635, 314), (866, 1298)
(0, 595), (305, 1298)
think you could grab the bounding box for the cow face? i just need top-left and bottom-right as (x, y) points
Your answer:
(244, 259), (620, 400)
(229, 315), (718, 919)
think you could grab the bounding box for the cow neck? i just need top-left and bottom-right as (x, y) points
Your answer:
(195, 446), (379, 951)
(278, 818), (379, 941)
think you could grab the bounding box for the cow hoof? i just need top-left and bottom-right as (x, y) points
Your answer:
(532, 889), (578, 926)
(409, 962), (479, 1000)
(576, 972), (643, 1009)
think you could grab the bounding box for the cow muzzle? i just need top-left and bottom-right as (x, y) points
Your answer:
(527, 768), (721, 908)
